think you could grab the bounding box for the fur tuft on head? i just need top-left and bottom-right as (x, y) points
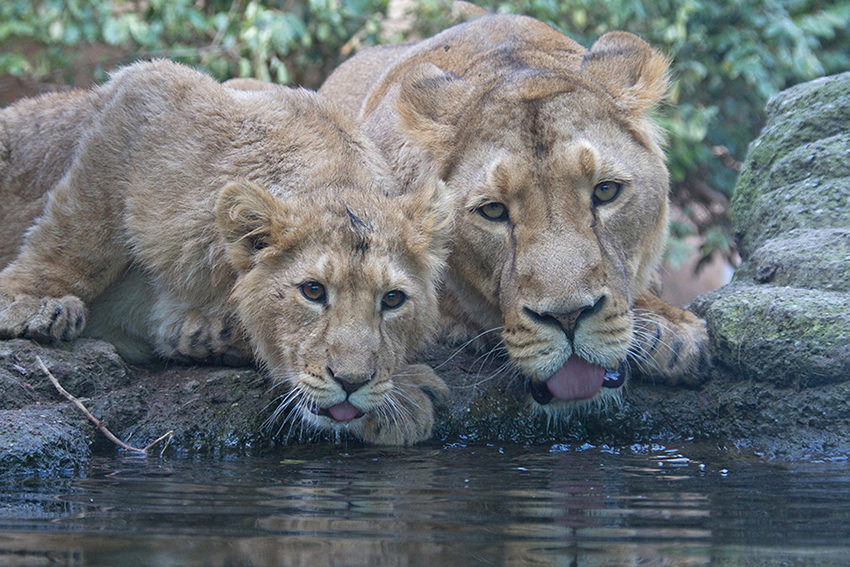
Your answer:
(401, 178), (455, 272)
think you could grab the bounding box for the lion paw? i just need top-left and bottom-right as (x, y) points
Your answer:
(0, 292), (86, 342)
(159, 310), (250, 365)
(632, 293), (711, 386)
(358, 364), (449, 445)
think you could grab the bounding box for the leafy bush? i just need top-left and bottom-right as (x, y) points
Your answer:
(2, 0), (848, 266)
(0, 0), (388, 87)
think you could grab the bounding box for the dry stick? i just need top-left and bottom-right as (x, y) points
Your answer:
(37, 356), (173, 456)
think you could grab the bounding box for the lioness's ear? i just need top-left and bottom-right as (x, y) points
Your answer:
(581, 31), (669, 114)
(394, 63), (475, 169)
(215, 180), (288, 270)
(402, 178), (455, 269)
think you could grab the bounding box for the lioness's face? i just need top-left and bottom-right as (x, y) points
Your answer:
(217, 181), (448, 440)
(445, 88), (669, 415)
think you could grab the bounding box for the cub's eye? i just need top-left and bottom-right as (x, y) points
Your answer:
(300, 281), (326, 303)
(477, 202), (509, 222)
(593, 181), (622, 205)
(382, 290), (407, 310)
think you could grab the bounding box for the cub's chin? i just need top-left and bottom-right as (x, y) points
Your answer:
(526, 355), (629, 414)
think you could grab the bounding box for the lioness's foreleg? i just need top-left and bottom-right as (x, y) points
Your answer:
(358, 364), (449, 445)
(630, 291), (710, 385)
(0, 165), (129, 342)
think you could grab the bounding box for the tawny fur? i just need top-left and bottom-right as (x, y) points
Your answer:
(0, 60), (453, 445)
(320, 11), (710, 416)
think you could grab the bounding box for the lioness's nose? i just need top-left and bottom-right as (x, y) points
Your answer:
(329, 367), (372, 394)
(526, 296), (606, 341)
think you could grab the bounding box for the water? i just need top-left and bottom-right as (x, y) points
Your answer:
(2, 442), (849, 566)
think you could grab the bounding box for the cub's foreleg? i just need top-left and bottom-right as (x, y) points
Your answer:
(150, 295), (252, 366)
(0, 161), (130, 342)
(358, 364), (449, 445)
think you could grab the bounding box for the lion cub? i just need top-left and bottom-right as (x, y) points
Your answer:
(0, 60), (452, 445)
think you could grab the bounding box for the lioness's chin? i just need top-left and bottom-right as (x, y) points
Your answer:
(525, 356), (630, 416)
(529, 386), (625, 419)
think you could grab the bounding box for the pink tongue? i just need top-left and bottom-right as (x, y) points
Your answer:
(546, 355), (605, 401)
(327, 401), (360, 422)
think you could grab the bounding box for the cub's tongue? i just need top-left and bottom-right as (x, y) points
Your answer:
(327, 401), (360, 422)
(546, 355), (605, 401)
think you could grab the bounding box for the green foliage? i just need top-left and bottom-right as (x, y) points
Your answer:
(2, 0), (848, 267)
(0, 0), (388, 86)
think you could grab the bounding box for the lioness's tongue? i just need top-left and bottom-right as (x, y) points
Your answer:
(327, 401), (360, 422)
(546, 355), (605, 401)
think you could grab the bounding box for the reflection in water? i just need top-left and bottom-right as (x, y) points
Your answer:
(2, 443), (850, 566)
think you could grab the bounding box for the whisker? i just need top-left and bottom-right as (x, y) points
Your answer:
(432, 326), (504, 371)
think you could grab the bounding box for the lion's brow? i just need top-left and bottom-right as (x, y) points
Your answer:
(344, 206), (373, 253)
(345, 206), (373, 234)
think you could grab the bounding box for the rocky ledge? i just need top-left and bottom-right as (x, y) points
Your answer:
(688, 71), (850, 457)
(2, 73), (848, 476)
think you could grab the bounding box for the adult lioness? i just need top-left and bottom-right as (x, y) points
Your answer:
(320, 13), (710, 417)
(0, 60), (452, 445)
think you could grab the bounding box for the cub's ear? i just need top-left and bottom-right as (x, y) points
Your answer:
(401, 178), (455, 271)
(581, 31), (669, 114)
(215, 180), (288, 270)
(393, 63), (475, 171)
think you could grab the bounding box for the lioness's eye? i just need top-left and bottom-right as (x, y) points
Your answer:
(300, 281), (326, 303)
(593, 181), (622, 205)
(382, 290), (407, 310)
(477, 202), (509, 222)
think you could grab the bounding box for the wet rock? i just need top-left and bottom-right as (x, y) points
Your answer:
(0, 339), (277, 475)
(687, 72), (850, 456)
(0, 405), (92, 477)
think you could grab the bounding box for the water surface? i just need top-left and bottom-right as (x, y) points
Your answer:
(2, 442), (849, 566)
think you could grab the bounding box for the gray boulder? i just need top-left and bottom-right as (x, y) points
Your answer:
(688, 72), (850, 455)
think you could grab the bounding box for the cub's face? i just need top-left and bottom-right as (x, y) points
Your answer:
(216, 180), (449, 440)
(444, 87), (669, 415)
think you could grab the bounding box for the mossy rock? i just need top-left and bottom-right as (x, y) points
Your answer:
(688, 71), (850, 457)
(693, 284), (850, 388)
(736, 229), (850, 292)
(732, 72), (850, 259)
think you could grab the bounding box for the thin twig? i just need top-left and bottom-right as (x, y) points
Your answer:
(144, 430), (174, 455)
(37, 356), (173, 456)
